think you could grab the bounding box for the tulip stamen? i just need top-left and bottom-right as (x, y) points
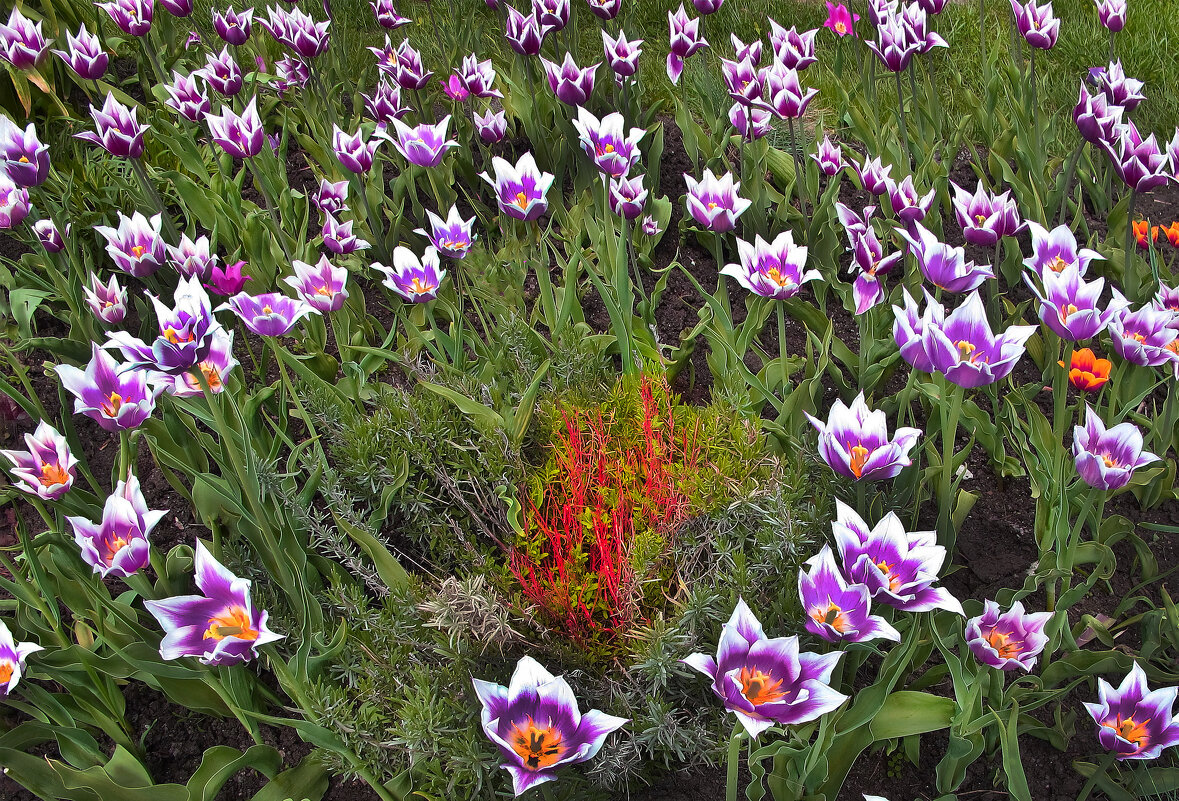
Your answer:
(100, 392), (124, 418)
(509, 718), (566, 770)
(1102, 715), (1152, 748)
(204, 606), (261, 642)
(984, 626), (1023, 659)
(0, 661), (12, 684)
(38, 461), (69, 487)
(738, 665), (788, 705)
(409, 277), (436, 295)
(131, 245), (147, 258)
(849, 444), (871, 478)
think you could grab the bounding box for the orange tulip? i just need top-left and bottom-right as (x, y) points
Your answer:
(1163, 221), (1179, 248)
(1132, 220), (1160, 250)
(1059, 347), (1111, 392)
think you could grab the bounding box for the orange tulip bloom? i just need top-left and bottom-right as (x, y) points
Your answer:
(1132, 220), (1160, 250)
(1059, 348), (1111, 392)
(1163, 221), (1179, 248)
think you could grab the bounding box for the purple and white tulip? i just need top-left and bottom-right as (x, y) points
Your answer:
(951, 183), (1024, 247)
(806, 393), (920, 481)
(1083, 663), (1179, 760)
(900, 223), (994, 294)
(473, 656), (628, 797)
(534, 0), (571, 34)
(684, 169), (750, 233)
(812, 136), (846, 177)
(200, 46), (243, 96)
(163, 71), (211, 123)
(920, 292), (1037, 387)
(166, 234), (217, 280)
(1097, 61), (1145, 111)
(667, 4), (707, 85)
(1095, 0), (1126, 31)
(34, 220), (67, 253)
(373, 246), (446, 303)
(1010, 0), (1059, 49)
(799, 546), (900, 644)
(414, 206), (477, 259)
(206, 97), (265, 158)
(52, 26), (108, 80)
(154, 327), (238, 397)
(769, 22), (818, 70)
(608, 175), (649, 220)
(757, 62), (818, 119)
(540, 54), (599, 106)
(505, 7), (545, 56)
(0, 175), (29, 229)
(1, 420), (78, 501)
(1104, 121), (1171, 193)
(457, 54), (501, 99)
(383, 116), (459, 168)
(57, 344), (162, 432)
(84, 273), (129, 324)
(332, 124), (381, 174)
(362, 78), (409, 125)
(855, 156), (893, 196)
(730, 103), (773, 142)
(892, 288), (944, 373)
(1073, 405), (1159, 491)
(1073, 84), (1125, 146)
(213, 6), (253, 45)
(866, 13), (921, 72)
(144, 541), (283, 665)
(321, 214), (370, 255)
(284, 255), (349, 313)
(475, 108), (508, 143)
(1107, 304), (1179, 368)
(95, 211), (165, 278)
(603, 30), (642, 78)
(261, 5), (329, 59)
(682, 599), (847, 738)
(480, 152), (555, 222)
(67, 473), (163, 579)
(98, 0), (154, 36)
(721, 232), (819, 300)
(0, 120), (49, 188)
(0, 621), (41, 696)
(75, 94), (149, 159)
(0, 8), (48, 69)
(1023, 221), (1103, 278)
(1027, 266), (1128, 342)
(105, 277), (220, 374)
(965, 600), (1052, 671)
(572, 109), (645, 177)
(585, 0), (622, 20)
(370, 0), (410, 28)
(217, 292), (317, 337)
(885, 175), (935, 225)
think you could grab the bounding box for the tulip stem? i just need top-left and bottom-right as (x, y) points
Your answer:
(1055, 141), (1086, 226)
(787, 118), (809, 230)
(776, 301), (787, 382)
(1029, 47), (1041, 164)
(894, 70), (911, 171)
(1124, 188), (1139, 302)
(725, 723), (744, 801)
(936, 377), (963, 549)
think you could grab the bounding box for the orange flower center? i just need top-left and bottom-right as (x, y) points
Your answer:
(131, 245), (146, 258)
(163, 327), (194, 344)
(707, 201), (719, 209)
(509, 718), (566, 771)
(956, 339), (983, 362)
(39, 460), (70, 487)
(1061, 303), (1079, 321)
(204, 606), (260, 642)
(100, 392), (124, 418)
(738, 665), (787, 705)
(596, 143), (616, 156)
(875, 559), (902, 591)
(810, 602), (849, 633)
(1102, 453), (1121, 468)
(314, 285), (335, 296)
(849, 444), (871, 478)
(261, 305), (273, 315)
(440, 239), (467, 252)
(0, 661), (12, 685)
(1047, 255), (1069, 273)
(102, 532), (130, 564)
(409, 277), (436, 295)
(514, 191), (529, 209)
(985, 626), (1023, 659)
(764, 267), (792, 287)
(835, 21), (847, 33)
(1101, 715), (1152, 747)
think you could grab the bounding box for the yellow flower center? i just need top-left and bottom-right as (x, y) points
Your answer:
(102, 532), (130, 564)
(204, 606), (260, 641)
(835, 21), (847, 34)
(19, 156), (29, 163)
(707, 201), (719, 209)
(1101, 715), (1152, 748)
(509, 718), (566, 770)
(1102, 453), (1121, 468)
(738, 665), (787, 705)
(38, 461), (70, 488)
(956, 339), (979, 361)
(409, 277), (436, 295)
(261, 305), (273, 315)
(764, 267), (792, 287)
(314, 285), (335, 296)
(163, 327), (194, 344)
(810, 602), (849, 633)
(849, 444), (871, 478)
(875, 559), (902, 591)
(1047, 255), (1069, 273)
(975, 213), (987, 224)
(100, 392), (124, 418)
(1060, 303), (1079, 321)
(131, 245), (146, 258)
(514, 191), (529, 209)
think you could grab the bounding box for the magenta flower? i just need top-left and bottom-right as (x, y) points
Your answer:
(200, 46), (243, 96)
(332, 124), (381, 174)
(213, 6), (253, 45)
(951, 182), (1024, 247)
(204, 260), (251, 296)
(602, 30), (642, 78)
(144, 541), (283, 665)
(757, 62), (818, 119)
(414, 206), (477, 260)
(608, 174), (649, 220)
(811, 136), (845, 177)
(321, 214), (370, 255)
(205, 96), (263, 158)
(505, 7), (545, 56)
(475, 108), (508, 143)
(1010, 0), (1059, 49)
(899, 222), (994, 294)
(682, 599), (847, 738)
(572, 108), (645, 177)
(823, 1), (859, 37)
(768, 22), (818, 70)
(34, 220), (67, 253)
(0, 174), (29, 229)
(721, 232), (819, 301)
(106, 276), (221, 374)
(217, 291), (317, 336)
(1083, 663), (1179, 760)
(373, 246), (446, 302)
(261, 5), (329, 59)
(383, 116), (459, 168)
(667, 4), (707, 85)
(98, 0), (154, 36)
(284, 255), (349, 313)
(540, 53), (599, 107)
(155, 328), (238, 397)
(0, 8), (48, 69)
(1023, 221), (1103, 278)
(966, 601), (1052, 672)
(885, 175), (935, 224)
(798, 546), (900, 644)
(57, 344), (162, 432)
(1, 420), (78, 501)
(1026, 266), (1128, 342)
(921, 292), (1037, 387)
(832, 501), (963, 614)
(52, 26), (108, 80)
(163, 71), (211, 122)
(1107, 304), (1179, 368)
(684, 169), (750, 233)
(480, 152), (555, 222)
(472, 656), (628, 797)
(67, 473), (163, 579)
(370, 0), (410, 28)
(75, 94), (150, 159)
(806, 392), (920, 481)
(0, 621), (41, 696)
(95, 211), (165, 278)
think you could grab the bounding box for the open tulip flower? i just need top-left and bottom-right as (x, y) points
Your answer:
(52, 26), (108, 80)
(1073, 405), (1159, 491)
(757, 62), (818, 120)
(855, 156), (893, 196)
(373, 246), (447, 303)
(333, 124), (381, 174)
(917, 292), (1037, 387)
(98, 0), (154, 37)
(213, 6), (253, 45)
(1023, 221), (1103, 278)
(164, 71), (212, 123)
(540, 53), (599, 106)
(608, 174), (649, 220)
(900, 223), (994, 294)
(312, 179), (349, 220)
(201, 46), (243, 96)
(951, 183), (1023, 247)
(721, 56), (763, 107)
(1084, 663), (1179, 760)
(76, 93), (150, 159)
(799, 546), (900, 644)
(572, 108), (645, 177)
(684, 169), (751, 233)
(105, 276), (220, 374)
(0, 620), (41, 696)
(1095, 0), (1126, 31)
(1027, 265), (1128, 342)
(34, 220), (67, 253)
(823, 1), (859, 36)
(602, 30), (642, 78)
(1073, 85), (1125, 146)
(144, 541), (283, 666)
(0, 120), (49, 188)
(383, 116), (459, 168)
(284, 256), (349, 313)
(892, 288), (944, 373)
(457, 54), (501, 99)
(1060, 348), (1112, 392)
(0, 8), (49, 69)
(370, 0), (410, 29)
(730, 103), (774, 141)
(0, 174), (29, 229)
(833, 501), (963, 614)
(812, 136), (846, 176)
(885, 175), (936, 225)
(966, 601), (1052, 671)
(1010, 0), (1059, 49)
(472, 656), (627, 797)
(218, 292), (318, 337)
(1, 420), (78, 501)
(475, 108), (508, 143)
(1104, 121), (1171, 193)
(155, 328), (239, 397)
(721, 232), (819, 300)
(586, 0), (622, 20)
(806, 392), (920, 481)
(67, 473), (163, 579)
(95, 211), (165, 278)
(261, 5), (330, 59)
(1107, 304), (1179, 368)
(57, 344), (163, 432)
(480, 152), (555, 222)
(866, 13), (921, 72)
(900, 4), (947, 53)
(535, 0), (572, 34)
(1097, 61), (1145, 112)
(414, 206), (477, 260)
(682, 598), (848, 738)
